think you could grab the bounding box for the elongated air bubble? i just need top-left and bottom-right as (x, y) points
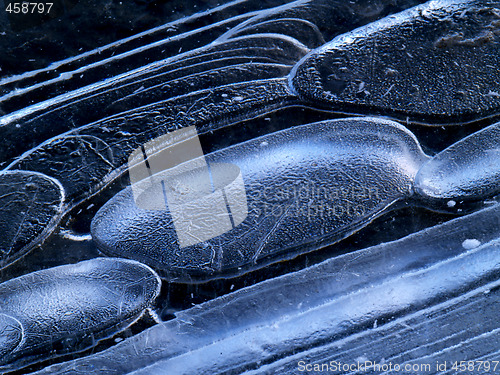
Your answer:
(217, 0), (423, 45)
(0, 0), (279, 109)
(0, 55), (292, 165)
(91, 117), (429, 281)
(0, 33), (307, 164)
(165, 34), (310, 68)
(0, 78), (294, 265)
(290, 0), (500, 125)
(415, 122), (500, 201)
(108, 63), (292, 113)
(0, 0), (430, 266)
(224, 18), (326, 47)
(0, 258), (161, 370)
(0, 0), (424, 164)
(8, 135), (115, 201)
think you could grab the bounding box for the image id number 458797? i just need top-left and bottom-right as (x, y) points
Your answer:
(451, 361), (499, 372)
(5, 2), (53, 14)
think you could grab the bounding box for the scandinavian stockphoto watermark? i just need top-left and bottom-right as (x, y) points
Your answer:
(127, 126), (248, 248)
(247, 182), (380, 220)
(297, 359), (500, 373)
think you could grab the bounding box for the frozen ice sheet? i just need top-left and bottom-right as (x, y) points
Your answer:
(36, 204), (500, 374)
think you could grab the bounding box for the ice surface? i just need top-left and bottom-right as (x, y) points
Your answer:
(36, 204), (500, 374)
(0, 258), (161, 371)
(0, 0), (467, 268)
(0, 171), (64, 269)
(0, 0), (498, 371)
(0, 314), (22, 359)
(290, 0), (500, 125)
(416, 122), (500, 200)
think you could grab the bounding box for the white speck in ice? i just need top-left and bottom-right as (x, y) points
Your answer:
(462, 238), (481, 250)
(260, 141), (268, 147)
(485, 90), (500, 98)
(356, 355), (369, 363)
(60, 230), (92, 242)
(447, 200), (456, 207)
(59, 72), (73, 80)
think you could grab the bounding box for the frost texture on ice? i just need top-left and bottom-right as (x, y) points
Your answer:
(0, 171), (64, 269)
(291, 0), (500, 124)
(0, 0), (498, 371)
(0, 258), (161, 371)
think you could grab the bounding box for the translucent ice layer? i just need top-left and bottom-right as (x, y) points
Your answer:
(0, 314), (22, 359)
(0, 258), (161, 371)
(0, 0), (497, 372)
(0, 0), (421, 164)
(36, 204), (500, 374)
